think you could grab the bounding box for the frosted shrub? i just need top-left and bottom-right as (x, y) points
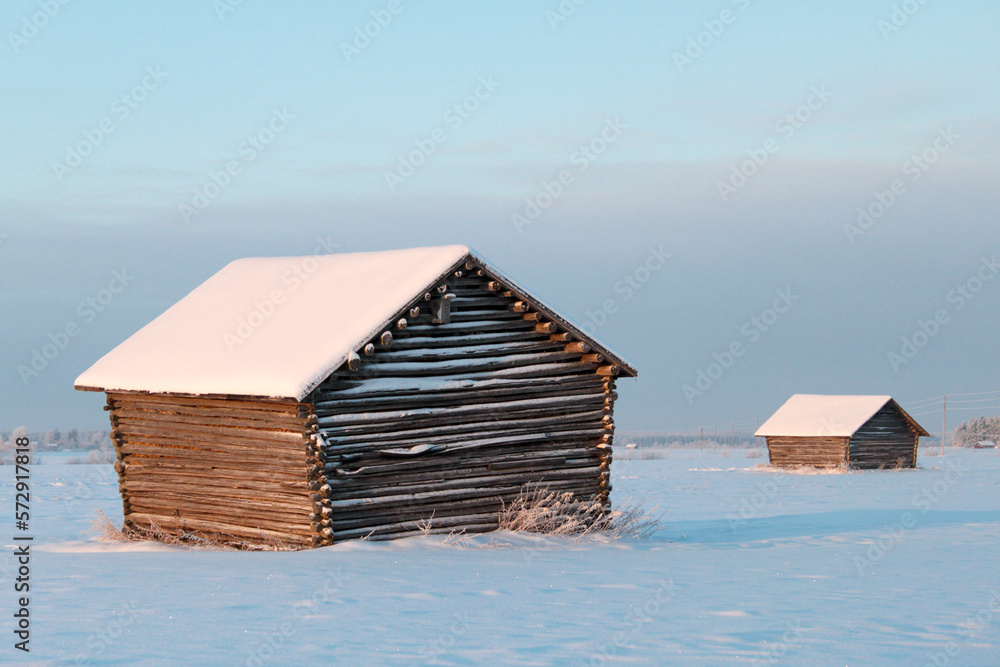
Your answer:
(498, 486), (661, 541)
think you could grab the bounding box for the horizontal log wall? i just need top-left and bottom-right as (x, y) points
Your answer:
(308, 262), (617, 543)
(765, 436), (849, 467)
(849, 405), (919, 469)
(106, 392), (317, 549)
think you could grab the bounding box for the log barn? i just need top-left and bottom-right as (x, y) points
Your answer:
(754, 394), (928, 469)
(75, 245), (636, 549)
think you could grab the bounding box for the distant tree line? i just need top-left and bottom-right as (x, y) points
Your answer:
(0, 428), (112, 464)
(953, 416), (1000, 448)
(619, 431), (760, 449)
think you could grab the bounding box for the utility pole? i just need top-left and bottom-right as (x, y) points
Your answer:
(732, 420), (736, 448)
(941, 394), (947, 455)
(700, 426), (704, 447)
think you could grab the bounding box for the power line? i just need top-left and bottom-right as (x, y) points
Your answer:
(902, 390), (1000, 410)
(909, 408), (944, 417)
(945, 397), (1000, 405)
(949, 389), (1000, 397)
(910, 402), (1000, 416)
(942, 404), (1000, 411)
(904, 395), (945, 406)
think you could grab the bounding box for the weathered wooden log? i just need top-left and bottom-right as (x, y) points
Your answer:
(108, 392), (304, 414)
(449, 296), (511, 309)
(115, 434), (308, 461)
(127, 500), (312, 528)
(314, 380), (605, 415)
(322, 422), (606, 451)
(115, 419), (306, 444)
(319, 416), (607, 453)
(325, 405), (607, 447)
(318, 392), (606, 427)
(322, 434), (609, 468)
(314, 371), (604, 401)
(346, 350), (361, 371)
(330, 470), (607, 504)
(336, 351), (589, 378)
(113, 408), (306, 435)
(121, 479), (312, 503)
(379, 331), (547, 351)
(450, 309), (523, 322)
(402, 319), (539, 336)
(123, 462), (312, 484)
(126, 499), (313, 528)
(127, 513), (312, 545)
(328, 467), (603, 506)
(327, 449), (598, 480)
(117, 443), (307, 468)
(108, 400), (305, 422)
(366, 340), (565, 364)
(330, 446), (601, 478)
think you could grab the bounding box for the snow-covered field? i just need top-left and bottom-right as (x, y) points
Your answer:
(3, 448), (999, 666)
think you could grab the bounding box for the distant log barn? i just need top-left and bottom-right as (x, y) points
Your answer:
(755, 394), (928, 469)
(75, 246), (636, 549)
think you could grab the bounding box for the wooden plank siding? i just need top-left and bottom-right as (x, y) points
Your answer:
(307, 264), (616, 543)
(848, 404), (919, 469)
(107, 392), (318, 548)
(765, 437), (850, 467)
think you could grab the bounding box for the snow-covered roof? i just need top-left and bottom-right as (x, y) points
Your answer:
(75, 245), (635, 401)
(754, 394), (928, 438)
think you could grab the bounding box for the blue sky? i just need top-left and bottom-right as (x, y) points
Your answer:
(2, 1), (999, 433)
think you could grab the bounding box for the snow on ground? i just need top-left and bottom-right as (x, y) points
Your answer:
(3, 448), (999, 666)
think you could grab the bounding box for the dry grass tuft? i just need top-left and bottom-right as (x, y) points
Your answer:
(498, 486), (661, 541)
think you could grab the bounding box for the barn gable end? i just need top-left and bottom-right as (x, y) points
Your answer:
(308, 259), (616, 542)
(848, 400), (924, 469)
